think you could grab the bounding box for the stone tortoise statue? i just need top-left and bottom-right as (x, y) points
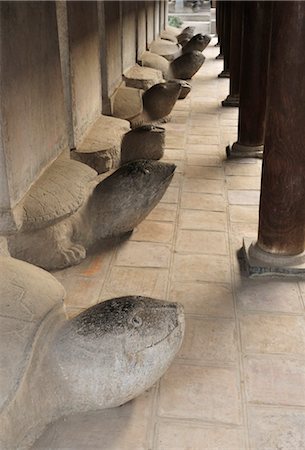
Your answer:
(0, 255), (185, 449)
(6, 158), (176, 270)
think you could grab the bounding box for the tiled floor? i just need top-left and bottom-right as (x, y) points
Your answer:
(33, 39), (305, 450)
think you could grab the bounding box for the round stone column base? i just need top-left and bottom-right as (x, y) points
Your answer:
(222, 94), (239, 107)
(242, 238), (305, 277)
(226, 142), (264, 159)
(218, 69), (230, 78)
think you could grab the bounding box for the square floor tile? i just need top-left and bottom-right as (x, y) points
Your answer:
(248, 406), (305, 450)
(235, 278), (303, 313)
(181, 192), (226, 211)
(184, 165), (224, 180)
(178, 317), (237, 363)
(227, 175), (261, 190)
(115, 241), (171, 268)
(173, 253), (231, 283)
(158, 363), (242, 424)
(169, 281), (234, 317)
(239, 314), (305, 355)
(187, 154), (222, 167)
(176, 229), (228, 255)
(228, 190), (260, 206)
(244, 355), (305, 406)
(102, 266), (169, 300)
(130, 220), (175, 244)
(179, 209), (227, 231)
(156, 420), (245, 450)
(183, 178), (224, 194)
(160, 186), (179, 204)
(229, 205), (259, 224)
(145, 203), (177, 223)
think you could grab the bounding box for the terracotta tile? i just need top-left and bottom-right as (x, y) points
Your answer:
(179, 209), (227, 231)
(102, 266), (168, 300)
(228, 190), (260, 206)
(178, 317), (237, 363)
(176, 229), (228, 255)
(156, 420), (245, 450)
(229, 205), (259, 224)
(115, 241), (171, 268)
(159, 363), (242, 424)
(59, 275), (104, 308)
(248, 406), (305, 450)
(173, 253), (231, 283)
(183, 178), (224, 194)
(169, 281), (234, 317)
(186, 144), (220, 154)
(163, 149), (185, 160)
(244, 355), (305, 406)
(181, 192), (226, 211)
(146, 203), (177, 222)
(239, 314), (305, 355)
(236, 278), (303, 313)
(187, 135), (220, 145)
(225, 161), (262, 176)
(188, 126), (219, 135)
(130, 220), (175, 244)
(227, 175), (261, 190)
(184, 165), (224, 180)
(187, 153), (222, 167)
(160, 186), (179, 204)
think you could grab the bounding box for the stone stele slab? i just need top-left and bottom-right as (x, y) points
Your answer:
(123, 64), (163, 91)
(71, 115), (130, 173)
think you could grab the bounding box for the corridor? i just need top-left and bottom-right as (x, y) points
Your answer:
(34, 39), (305, 450)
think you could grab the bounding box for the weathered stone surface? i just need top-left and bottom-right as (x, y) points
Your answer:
(160, 30), (178, 43)
(0, 255), (184, 450)
(123, 64), (163, 90)
(142, 81), (182, 122)
(170, 51), (205, 80)
(140, 51), (170, 79)
(112, 86), (144, 122)
(182, 34), (211, 54)
(166, 25), (182, 37)
(121, 126), (165, 164)
(176, 80), (192, 99)
(7, 160), (176, 270)
(177, 26), (195, 45)
(20, 159), (97, 232)
(71, 115), (130, 173)
(149, 39), (182, 62)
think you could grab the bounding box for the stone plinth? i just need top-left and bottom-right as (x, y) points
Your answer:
(242, 238), (305, 277)
(112, 86), (144, 122)
(149, 39), (182, 61)
(123, 64), (163, 91)
(71, 115), (130, 173)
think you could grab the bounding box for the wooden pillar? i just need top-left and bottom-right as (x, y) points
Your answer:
(215, 1), (224, 58)
(228, 1), (272, 159)
(222, 1), (243, 106)
(244, 2), (305, 276)
(218, 1), (231, 78)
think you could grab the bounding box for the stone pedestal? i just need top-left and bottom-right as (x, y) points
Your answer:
(228, 2), (272, 159)
(244, 2), (305, 276)
(242, 239), (305, 278)
(222, 1), (243, 107)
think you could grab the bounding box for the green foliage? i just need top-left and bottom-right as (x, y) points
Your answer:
(168, 16), (183, 28)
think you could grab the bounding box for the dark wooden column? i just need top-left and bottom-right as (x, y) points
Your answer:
(218, 1), (230, 77)
(227, 1), (272, 159)
(215, 1), (223, 58)
(243, 2), (305, 277)
(257, 1), (305, 258)
(222, 1), (243, 106)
